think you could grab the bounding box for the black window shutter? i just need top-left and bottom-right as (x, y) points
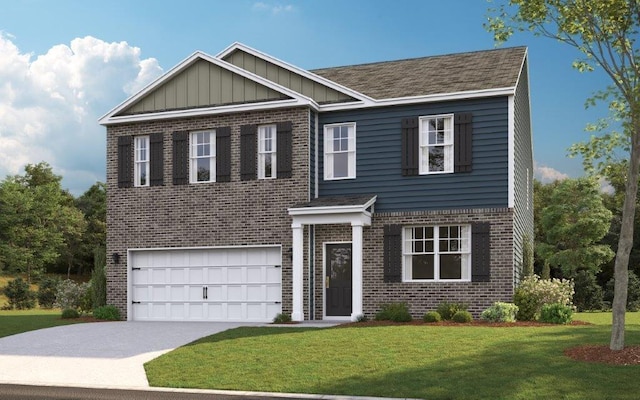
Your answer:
(471, 222), (491, 282)
(117, 136), (133, 188)
(401, 117), (419, 176)
(383, 224), (403, 283)
(149, 133), (164, 187)
(240, 124), (257, 181)
(216, 127), (231, 182)
(454, 113), (473, 173)
(172, 131), (189, 185)
(276, 121), (292, 179)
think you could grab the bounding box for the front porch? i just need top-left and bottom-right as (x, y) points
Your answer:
(288, 195), (377, 322)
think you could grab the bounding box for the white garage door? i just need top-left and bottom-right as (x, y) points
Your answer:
(130, 246), (282, 322)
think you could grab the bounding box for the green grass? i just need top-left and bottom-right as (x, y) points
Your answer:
(145, 316), (640, 400)
(575, 311), (640, 325)
(0, 309), (85, 338)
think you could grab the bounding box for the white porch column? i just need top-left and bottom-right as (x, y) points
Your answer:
(291, 222), (304, 322)
(351, 221), (364, 321)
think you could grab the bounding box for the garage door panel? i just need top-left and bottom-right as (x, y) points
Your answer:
(131, 247), (282, 322)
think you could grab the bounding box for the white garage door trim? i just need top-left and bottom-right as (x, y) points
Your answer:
(127, 245), (282, 322)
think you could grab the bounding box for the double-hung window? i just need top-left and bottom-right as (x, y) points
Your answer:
(324, 122), (356, 180)
(419, 114), (453, 174)
(134, 136), (149, 187)
(403, 225), (471, 281)
(190, 131), (216, 183)
(258, 125), (277, 179)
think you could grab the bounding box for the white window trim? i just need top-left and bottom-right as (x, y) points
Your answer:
(258, 124), (277, 179)
(418, 114), (454, 175)
(189, 130), (216, 183)
(402, 224), (471, 282)
(134, 135), (149, 187)
(324, 122), (356, 180)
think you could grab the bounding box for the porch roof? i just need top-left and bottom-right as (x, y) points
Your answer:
(288, 195), (377, 226)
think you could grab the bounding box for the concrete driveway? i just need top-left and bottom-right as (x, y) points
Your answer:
(0, 321), (252, 388)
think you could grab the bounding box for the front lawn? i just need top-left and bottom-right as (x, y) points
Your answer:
(0, 309), (85, 338)
(145, 313), (640, 400)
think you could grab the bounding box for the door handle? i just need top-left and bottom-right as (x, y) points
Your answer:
(203, 286), (208, 300)
(325, 276), (330, 288)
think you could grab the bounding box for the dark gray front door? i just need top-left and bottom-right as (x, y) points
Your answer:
(325, 243), (352, 317)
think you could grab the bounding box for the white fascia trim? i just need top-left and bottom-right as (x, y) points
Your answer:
(128, 244), (282, 252)
(508, 94), (515, 209)
(99, 50), (319, 125)
(101, 99), (304, 125)
(288, 195), (377, 217)
(318, 87), (516, 112)
(216, 42), (377, 106)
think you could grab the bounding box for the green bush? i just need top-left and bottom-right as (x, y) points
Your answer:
(375, 302), (412, 322)
(436, 301), (468, 320)
(423, 311), (442, 323)
(452, 310), (473, 323)
(55, 279), (90, 313)
(37, 277), (60, 309)
(513, 274), (574, 321)
(272, 313), (292, 324)
(61, 308), (80, 319)
(3, 278), (36, 310)
(93, 305), (121, 320)
(91, 265), (107, 309)
(539, 303), (573, 324)
(573, 270), (604, 311)
(604, 270), (640, 311)
(481, 302), (519, 322)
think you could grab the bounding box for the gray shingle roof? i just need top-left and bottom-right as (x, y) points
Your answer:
(311, 46), (526, 100)
(292, 195), (377, 209)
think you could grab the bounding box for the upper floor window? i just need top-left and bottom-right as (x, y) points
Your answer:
(258, 125), (277, 179)
(134, 136), (149, 187)
(324, 122), (356, 180)
(403, 225), (471, 282)
(190, 131), (216, 183)
(419, 114), (453, 174)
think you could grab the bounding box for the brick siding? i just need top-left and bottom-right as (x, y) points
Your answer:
(105, 107), (310, 319)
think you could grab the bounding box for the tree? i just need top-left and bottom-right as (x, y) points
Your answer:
(487, 0), (640, 350)
(537, 177), (614, 277)
(0, 163), (84, 282)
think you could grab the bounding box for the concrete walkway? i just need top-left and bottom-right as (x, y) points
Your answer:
(0, 322), (254, 388)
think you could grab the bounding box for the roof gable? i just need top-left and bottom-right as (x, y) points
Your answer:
(118, 58), (291, 116)
(100, 51), (315, 125)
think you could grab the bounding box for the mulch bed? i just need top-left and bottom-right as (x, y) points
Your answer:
(336, 320), (592, 328)
(564, 345), (640, 365)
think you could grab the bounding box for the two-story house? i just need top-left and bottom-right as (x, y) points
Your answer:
(99, 42), (533, 322)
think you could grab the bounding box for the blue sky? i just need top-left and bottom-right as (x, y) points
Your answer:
(0, 0), (615, 194)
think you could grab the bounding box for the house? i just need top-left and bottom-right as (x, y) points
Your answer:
(99, 42), (533, 322)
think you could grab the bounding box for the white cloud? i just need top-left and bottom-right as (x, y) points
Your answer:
(0, 34), (163, 195)
(252, 2), (294, 14)
(534, 162), (569, 183)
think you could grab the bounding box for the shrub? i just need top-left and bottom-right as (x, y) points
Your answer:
(61, 308), (80, 319)
(436, 301), (468, 320)
(3, 278), (36, 310)
(452, 310), (473, 323)
(375, 302), (412, 322)
(37, 276), (60, 309)
(423, 311), (442, 323)
(355, 314), (369, 322)
(604, 270), (640, 311)
(55, 279), (90, 313)
(513, 274), (574, 321)
(573, 270), (604, 311)
(481, 302), (519, 323)
(93, 305), (121, 320)
(539, 303), (573, 324)
(272, 313), (292, 324)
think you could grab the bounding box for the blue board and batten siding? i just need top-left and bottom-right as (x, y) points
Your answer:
(316, 98), (510, 212)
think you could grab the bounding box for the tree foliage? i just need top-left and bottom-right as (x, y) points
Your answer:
(537, 177), (614, 277)
(487, 0), (640, 350)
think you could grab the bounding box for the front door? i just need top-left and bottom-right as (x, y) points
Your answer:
(325, 243), (352, 317)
